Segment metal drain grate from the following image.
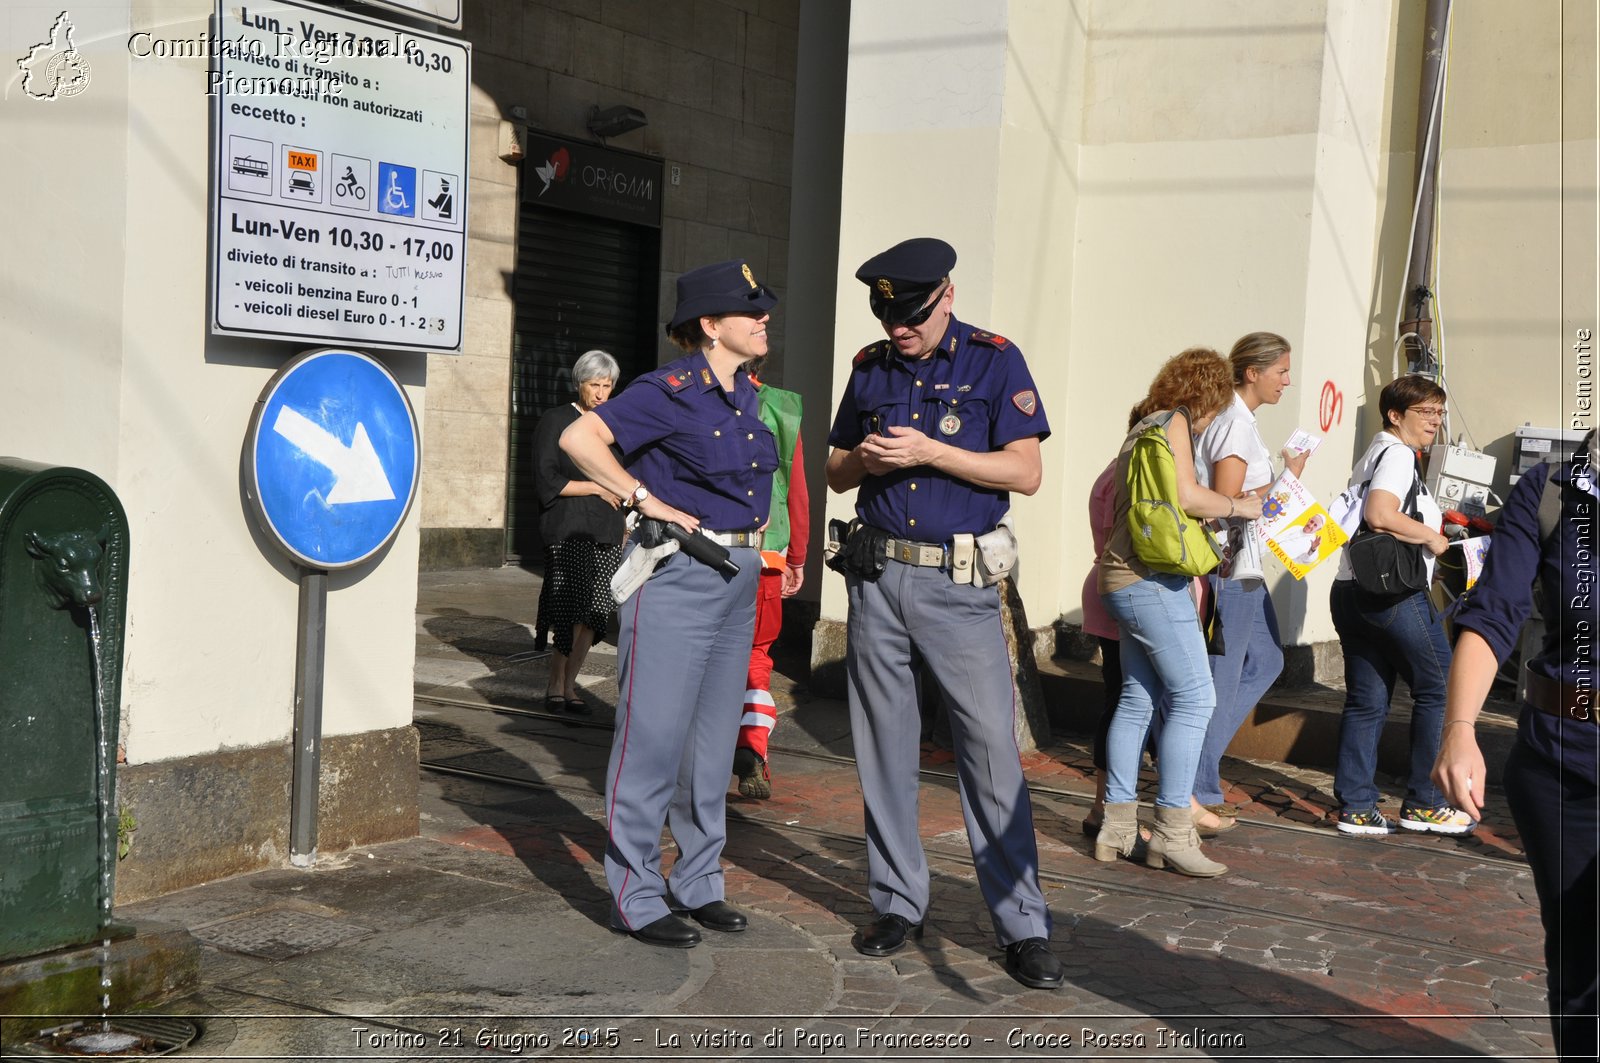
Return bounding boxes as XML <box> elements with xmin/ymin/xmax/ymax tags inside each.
<box><xmin>191</xmin><ymin>908</ymin><xmax>372</xmax><ymax>959</ymax></box>
<box><xmin>23</xmin><ymin>1016</ymin><xmax>199</xmax><ymax>1056</ymax></box>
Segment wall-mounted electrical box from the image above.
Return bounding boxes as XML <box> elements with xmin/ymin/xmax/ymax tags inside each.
<box><xmin>1425</xmin><ymin>444</ymin><xmax>1497</xmax><ymax>515</ymax></box>
<box><xmin>1512</xmin><ymin>424</ymin><xmax>1587</xmax><ymax>484</ymax></box>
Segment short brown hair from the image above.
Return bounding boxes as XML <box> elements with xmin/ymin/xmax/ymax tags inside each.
<box><xmin>667</xmin><ymin>318</ymin><xmax>710</xmax><ymax>353</ymax></box>
<box><xmin>1379</xmin><ymin>374</ymin><xmax>1446</xmax><ymax>430</ymax></box>
<box><xmin>1132</xmin><ymin>347</ymin><xmax>1234</xmax><ymax>424</ymax></box>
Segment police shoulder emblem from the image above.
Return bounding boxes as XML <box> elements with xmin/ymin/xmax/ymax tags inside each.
<box><xmin>1011</xmin><ymin>389</ymin><xmax>1038</xmax><ymax>416</ymax></box>
<box><xmin>741</xmin><ymin>263</ymin><xmax>756</xmax><ymax>289</ymax></box>
<box><xmin>662</xmin><ymin>370</ymin><xmax>693</xmax><ymax>391</ymax></box>
<box><xmin>854</xmin><ymin>340</ymin><xmax>887</xmax><ymax>366</ymax></box>
<box><xmin>971</xmin><ymin>330</ymin><xmax>1012</xmax><ymax>350</ymax></box>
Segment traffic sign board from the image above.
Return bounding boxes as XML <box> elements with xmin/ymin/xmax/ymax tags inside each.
<box><xmin>247</xmin><ymin>348</ymin><xmax>419</xmax><ymax>569</ymax></box>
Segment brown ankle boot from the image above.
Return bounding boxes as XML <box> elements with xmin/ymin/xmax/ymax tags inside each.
<box><xmin>1147</xmin><ymin>805</ymin><xmax>1228</xmax><ymax>877</ymax></box>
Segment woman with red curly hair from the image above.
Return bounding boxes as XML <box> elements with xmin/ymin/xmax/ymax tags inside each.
<box><xmin>1095</xmin><ymin>348</ymin><xmax>1262</xmax><ymax>877</ymax></box>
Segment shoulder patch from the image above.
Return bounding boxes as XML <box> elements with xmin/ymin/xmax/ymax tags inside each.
<box><xmin>658</xmin><ymin>369</ymin><xmax>694</xmax><ymax>392</ymax></box>
<box><xmin>853</xmin><ymin>341</ymin><xmax>888</xmax><ymax>367</ymax></box>
<box><xmin>970</xmin><ymin>330</ymin><xmax>1013</xmax><ymax>350</ymax></box>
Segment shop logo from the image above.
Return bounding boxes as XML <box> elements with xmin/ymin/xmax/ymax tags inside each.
<box><xmin>16</xmin><ymin>11</ymin><xmax>91</xmax><ymax>101</ymax></box>
<box><xmin>533</xmin><ymin>147</ymin><xmax>570</xmax><ymax>196</ymax></box>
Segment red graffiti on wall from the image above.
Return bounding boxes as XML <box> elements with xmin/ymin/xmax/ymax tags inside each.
<box><xmin>1318</xmin><ymin>381</ymin><xmax>1344</xmax><ymax>433</ymax></box>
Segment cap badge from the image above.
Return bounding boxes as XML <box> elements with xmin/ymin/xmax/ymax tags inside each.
<box><xmin>1012</xmin><ymin>389</ymin><xmax>1038</xmax><ymax>416</ymax></box>
<box><xmin>875</xmin><ymin>278</ymin><xmax>894</xmax><ymax>299</ymax></box>
<box><xmin>938</xmin><ymin>412</ymin><xmax>962</xmax><ymax>436</ymax></box>
<box><xmin>741</xmin><ymin>263</ymin><xmax>757</xmax><ymax>289</ymax></box>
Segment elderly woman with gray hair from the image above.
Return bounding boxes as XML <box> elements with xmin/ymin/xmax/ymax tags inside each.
<box><xmin>533</xmin><ymin>348</ymin><xmax>626</xmax><ymax>714</ymax></box>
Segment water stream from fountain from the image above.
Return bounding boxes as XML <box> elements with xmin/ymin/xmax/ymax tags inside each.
<box><xmin>80</xmin><ymin>607</ymin><xmax>139</xmax><ymax>1053</ymax></box>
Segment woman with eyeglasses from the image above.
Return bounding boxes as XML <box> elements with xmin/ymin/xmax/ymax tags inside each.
<box><xmin>1329</xmin><ymin>375</ymin><xmax>1469</xmax><ymax>837</ymax></box>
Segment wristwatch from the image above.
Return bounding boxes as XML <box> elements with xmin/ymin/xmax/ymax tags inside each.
<box><xmin>626</xmin><ymin>482</ymin><xmax>650</xmax><ymax>509</ymax></box>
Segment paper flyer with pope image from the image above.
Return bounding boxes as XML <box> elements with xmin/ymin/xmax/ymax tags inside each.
<box><xmin>1255</xmin><ymin>472</ymin><xmax>1348</xmax><ymax>579</ymax></box>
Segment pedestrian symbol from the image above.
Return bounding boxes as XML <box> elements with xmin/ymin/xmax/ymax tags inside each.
<box><xmin>377</xmin><ymin>162</ymin><xmax>416</xmax><ymax>217</ymax></box>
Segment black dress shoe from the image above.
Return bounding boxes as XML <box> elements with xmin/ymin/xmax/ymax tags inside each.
<box><xmin>852</xmin><ymin>913</ymin><xmax>923</xmax><ymax>957</ymax></box>
<box><xmin>613</xmin><ymin>913</ymin><xmax>700</xmax><ymax>949</ymax></box>
<box><xmin>680</xmin><ymin>900</ymin><xmax>748</xmax><ymax>933</ymax></box>
<box><xmin>1004</xmin><ymin>937</ymin><xmax>1064</xmax><ymax>989</ymax></box>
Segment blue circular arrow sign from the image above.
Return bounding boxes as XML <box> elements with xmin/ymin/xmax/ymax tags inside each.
<box><xmin>247</xmin><ymin>348</ymin><xmax>420</xmax><ymax>570</ymax></box>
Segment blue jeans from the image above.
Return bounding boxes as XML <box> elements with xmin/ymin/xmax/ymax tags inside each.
<box><xmin>1102</xmin><ymin>573</ymin><xmax>1215</xmax><ymax>808</ymax></box>
<box><xmin>1193</xmin><ymin>578</ymin><xmax>1284</xmax><ymax>805</ymax></box>
<box><xmin>1329</xmin><ymin>580</ymin><xmax>1451</xmax><ymax>812</ymax></box>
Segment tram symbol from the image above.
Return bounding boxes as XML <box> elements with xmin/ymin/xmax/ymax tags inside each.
<box><xmin>377</xmin><ymin>162</ymin><xmax>416</xmax><ymax>218</ymax></box>
<box><xmin>226</xmin><ymin>135</ymin><xmax>273</xmax><ymax>195</ymax></box>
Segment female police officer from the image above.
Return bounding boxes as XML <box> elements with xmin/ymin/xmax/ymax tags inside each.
<box><xmin>561</xmin><ymin>260</ymin><xmax>779</xmax><ymax>948</ymax></box>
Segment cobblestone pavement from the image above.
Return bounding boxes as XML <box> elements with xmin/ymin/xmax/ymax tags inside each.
<box><xmin>32</xmin><ymin>567</ymin><xmax>1551</xmax><ymax>1062</ymax></box>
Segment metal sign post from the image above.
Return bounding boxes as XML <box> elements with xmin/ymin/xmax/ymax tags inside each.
<box><xmin>245</xmin><ymin>348</ymin><xmax>420</xmax><ymax>864</ymax></box>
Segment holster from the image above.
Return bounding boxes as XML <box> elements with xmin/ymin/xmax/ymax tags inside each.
<box><xmin>824</xmin><ymin>518</ymin><xmax>888</xmax><ymax>582</ymax></box>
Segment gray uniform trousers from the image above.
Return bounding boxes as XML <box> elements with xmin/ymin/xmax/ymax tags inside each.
<box><xmin>845</xmin><ymin>559</ymin><xmax>1052</xmax><ymax>946</ymax></box>
<box><xmin>605</xmin><ymin>544</ymin><xmax>758</xmax><ymax>929</ymax></box>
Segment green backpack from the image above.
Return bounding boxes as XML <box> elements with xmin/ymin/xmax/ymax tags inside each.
<box><xmin>1125</xmin><ymin>408</ymin><xmax>1220</xmax><ymax>577</ymax></box>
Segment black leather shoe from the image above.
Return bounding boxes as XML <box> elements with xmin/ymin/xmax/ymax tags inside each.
<box><xmin>852</xmin><ymin>913</ymin><xmax>923</xmax><ymax>957</ymax></box>
<box><xmin>613</xmin><ymin>913</ymin><xmax>700</xmax><ymax>949</ymax></box>
<box><xmin>1004</xmin><ymin>937</ymin><xmax>1064</xmax><ymax>989</ymax></box>
<box><xmin>680</xmin><ymin>900</ymin><xmax>748</xmax><ymax>933</ymax></box>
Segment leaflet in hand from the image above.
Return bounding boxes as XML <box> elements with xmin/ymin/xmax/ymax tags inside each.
<box><xmin>1255</xmin><ymin>471</ymin><xmax>1348</xmax><ymax>579</ymax></box>
<box><xmin>1282</xmin><ymin>429</ymin><xmax>1321</xmax><ymax>459</ymax></box>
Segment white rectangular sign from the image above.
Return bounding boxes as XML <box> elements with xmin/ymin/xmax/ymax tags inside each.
<box><xmin>210</xmin><ymin>0</ymin><xmax>469</xmax><ymax>351</ymax></box>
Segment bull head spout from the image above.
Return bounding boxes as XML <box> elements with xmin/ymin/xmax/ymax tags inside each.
<box><xmin>25</xmin><ymin>525</ymin><xmax>109</xmax><ymax>610</ymax></box>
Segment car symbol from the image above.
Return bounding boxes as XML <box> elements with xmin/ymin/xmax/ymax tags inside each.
<box><xmin>289</xmin><ymin>171</ymin><xmax>315</xmax><ymax>194</ymax></box>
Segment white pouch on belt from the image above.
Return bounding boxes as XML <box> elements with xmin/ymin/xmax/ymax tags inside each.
<box><xmin>609</xmin><ymin>540</ymin><xmax>679</xmax><ymax>603</ymax></box>
<box><xmin>973</xmin><ymin>512</ymin><xmax>1018</xmax><ymax>588</ymax></box>
<box><xmin>949</xmin><ymin>534</ymin><xmax>976</xmax><ymax>585</ymax></box>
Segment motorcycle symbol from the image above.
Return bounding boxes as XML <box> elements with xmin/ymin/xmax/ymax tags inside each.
<box><xmin>335</xmin><ymin>167</ymin><xmax>366</xmax><ymax>201</ymax></box>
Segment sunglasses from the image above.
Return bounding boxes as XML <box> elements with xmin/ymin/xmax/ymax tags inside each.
<box><xmin>878</xmin><ymin>284</ymin><xmax>948</xmax><ymax>328</ymax></box>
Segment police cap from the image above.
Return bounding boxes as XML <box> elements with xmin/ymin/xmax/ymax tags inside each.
<box><xmin>668</xmin><ymin>259</ymin><xmax>777</xmax><ymax>330</ymax></box>
<box><xmin>855</xmin><ymin>237</ymin><xmax>957</xmax><ymax>325</ymax></box>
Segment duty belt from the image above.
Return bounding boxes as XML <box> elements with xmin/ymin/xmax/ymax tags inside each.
<box><xmin>1525</xmin><ymin>669</ymin><xmax>1599</xmax><ymax>725</ymax></box>
<box><xmin>701</xmin><ymin>529</ymin><xmax>761</xmax><ymax>548</ymax></box>
<box><xmin>882</xmin><ymin>537</ymin><xmax>947</xmax><ymax>567</ymax></box>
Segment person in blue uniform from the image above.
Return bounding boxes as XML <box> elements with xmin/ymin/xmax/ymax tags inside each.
<box><xmin>824</xmin><ymin>237</ymin><xmax>1063</xmax><ymax>990</ymax></box>
<box><xmin>561</xmin><ymin>260</ymin><xmax>780</xmax><ymax>949</ymax></box>
<box><xmin>1433</xmin><ymin>432</ymin><xmax>1599</xmax><ymax>1061</ymax></box>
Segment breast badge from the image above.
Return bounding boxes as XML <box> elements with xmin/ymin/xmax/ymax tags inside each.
<box><xmin>939</xmin><ymin>411</ymin><xmax>962</xmax><ymax>436</ymax></box>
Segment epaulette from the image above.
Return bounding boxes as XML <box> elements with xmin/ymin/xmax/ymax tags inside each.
<box><xmin>970</xmin><ymin>330</ymin><xmax>1014</xmax><ymax>351</ymax></box>
<box><xmin>853</xmin><ymin>340</ymin><xmax>888</xmax><ymax>367</ymax></box>
<box><xmin>658</xmin><ymin>368</ymin><xmax>696</xmax><ymax>391</ymax></box>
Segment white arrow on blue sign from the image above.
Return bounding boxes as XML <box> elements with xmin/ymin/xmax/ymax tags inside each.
<box><xmin>247</xmin><ymin>348</ymin><xmax>420</xmax><ymax>570</ymax></box>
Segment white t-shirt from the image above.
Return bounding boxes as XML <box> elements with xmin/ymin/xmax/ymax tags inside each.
<box><xmin>1196</xmin><ymin>391</ymin><xmax>1274</xmax><ymax>492</ymax></box>
<box><xmin>1196</xmin><ymin>391</ymin><xmax>1273</xmax><ymax>582</ymax></box>
<box><xmin>1334</xmin><ymin>431</ymin><xmax>1443</xmax><ymax>582</ymax></box>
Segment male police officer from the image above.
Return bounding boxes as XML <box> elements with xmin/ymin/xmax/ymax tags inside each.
<box><xmin>824</xmin><ymin>237</ymin><xmax>1063</xmax><ymax>989</ymax></box>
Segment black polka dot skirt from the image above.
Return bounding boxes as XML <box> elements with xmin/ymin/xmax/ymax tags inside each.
<box><xmin>537</xmin><ymin>536</ymin><xmax>622</xmax><ymax>657</ymax></box>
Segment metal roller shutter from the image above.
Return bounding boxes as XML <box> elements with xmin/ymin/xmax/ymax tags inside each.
<box><xmin>505</xmin><ymin>206</ymin><xmax>658</xmax><ymax>562</ymax></box>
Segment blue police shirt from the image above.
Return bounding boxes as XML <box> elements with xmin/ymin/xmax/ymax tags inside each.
<box><xmin>1453</xmin><ymin>458</ymin><xmax>1598</xmax><ymax>784</ymax></box>
<box><xmin>827</xmin><ymin>316</ymin><xmax>1050</xmax><ymax>542</ymax></box>
<box><xmin>596</xmin><ymin>350</ymin><xmax>779</xmax><ymax>531</ymax></box>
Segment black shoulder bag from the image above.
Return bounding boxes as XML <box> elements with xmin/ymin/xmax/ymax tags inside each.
<box><xmin>1345</xmin><ymin>448</ymin><xmax>1429</xmax><ymax>603</ymax></box>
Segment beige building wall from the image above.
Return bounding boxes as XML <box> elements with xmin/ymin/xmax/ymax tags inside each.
<box><xmin>420</xmin><ymin>0</ymin><xmax>803</xmax><ymax>568</ymax></box>
<box><xmin>4</xmin><ymin>0</ymin><xmax>423</xmax><ymax>899</ymax></box>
